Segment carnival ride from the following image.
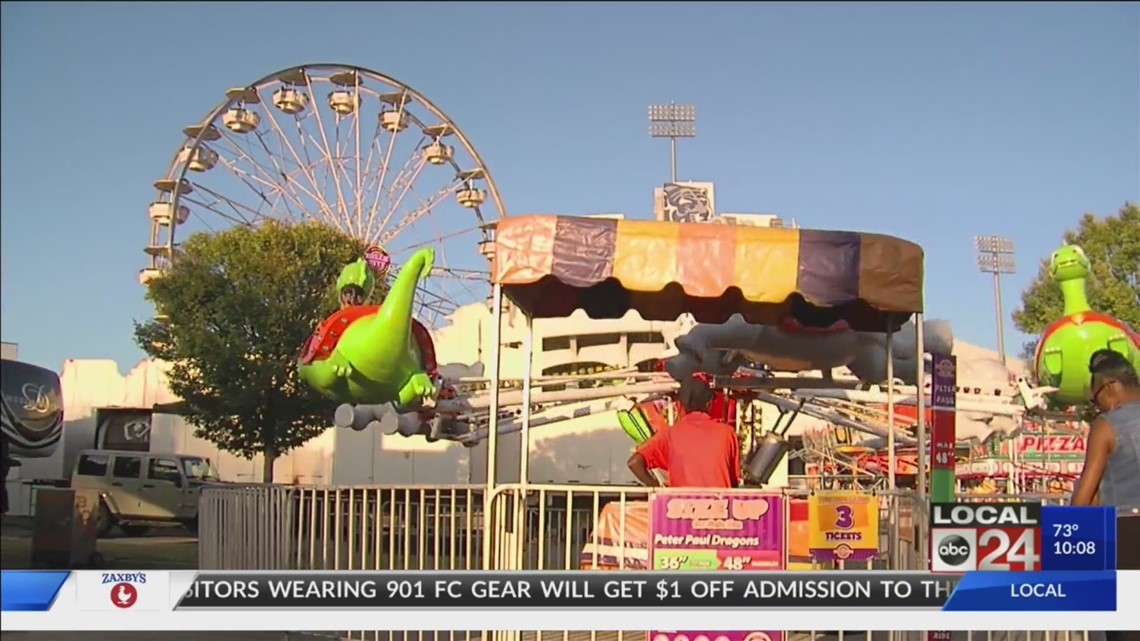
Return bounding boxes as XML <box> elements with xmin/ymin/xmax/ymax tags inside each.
<box><xmin>299</xmin><ymin>247</ymin><xmax>440</xmax><ymax>413</ymax></box>
<box><xmin>1033</xmin><ymin>244</ymin><xmax>1140</xmax><ymax>406</ymax></box>
<box><xmin>475</xmin><ymin>214</ymin><xmax>941</xmax><ymax>488</ymax></box>
<box><xmin>306</xmin><ymin>214</ymin><xmax>947</xmax><ymax>474</ymax></box>
<box><xmin>300</xmin><ymin>217</ymin><xmax>1110</xmax><ymax>497</ymax></box>
<box><xmin>296</xmin><ymin>215</ymin><xmax>1078</xmax><ymax>486</ymax></box>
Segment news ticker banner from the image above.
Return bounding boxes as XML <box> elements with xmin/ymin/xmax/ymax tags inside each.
<box><xmin>929</xmin><ymin>503</ymin><xmax>1117</xmax><ymax>572</ymax></box>
<box><xmin>0</xmin><ymin>569</ymin><xmax>1118</xmax><ymax>612</ymax></box>
<box><xmin>3</xmin><ymin>570</ymin><xmax>1136</xmax><ymax>631</ymax></box>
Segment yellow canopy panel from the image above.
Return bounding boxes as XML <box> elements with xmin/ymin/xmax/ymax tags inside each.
<box><xmin>492</xmin><ymin>215</ymin><xmax>924</xmax><ymax>331</ymax></box>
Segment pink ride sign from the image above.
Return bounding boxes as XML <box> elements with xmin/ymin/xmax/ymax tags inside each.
<box><xmin>649</xmin><ymin>491</ymin><xmax>785</xmax><ymax>571</ymax></box>
<box><xmin>651</xmin><ymin>633</ymin><xmax>782</xmax><ymax>641</ymax></box>
<box><xmin>648</xmin><ymin>491</ymin><xmax>786</xmax><ymax>641</ymax></box>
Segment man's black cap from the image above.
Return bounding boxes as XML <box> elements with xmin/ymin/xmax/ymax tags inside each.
<box><xmin>678</xmin><ymin>376</ymin><xmax>714</xmax><ymax>412</ymax></box>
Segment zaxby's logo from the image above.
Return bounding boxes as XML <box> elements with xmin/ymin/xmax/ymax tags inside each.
<box><xmin>101</xmin><ymin>572</ymin><xmax>148</xmax><ymax>586</ymax></box>
<box><xmin>80</xmin><ymin>571</ymin><xmax>164</xmax><ymax>612</ymax></box>
<box><xmin>110</xmin><ymin>583</ymin><xmax>138</xmax><ymax>609</ymax></box>
<box><xmin>104</xmin><ymin>572</ymin><xmax>146</xmax><ymax>609</ymax></box>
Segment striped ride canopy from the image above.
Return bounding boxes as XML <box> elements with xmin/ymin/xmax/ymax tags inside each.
<box><xmin>491</xmin><ymin>215</ymin><xmax>924</xmax><ymax>331</ymax></box>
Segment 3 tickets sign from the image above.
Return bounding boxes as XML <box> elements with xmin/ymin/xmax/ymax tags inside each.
<box><xmin>649</xmin><ymin>491</ymin><xmax>785</xmax><ymax>641</ymax></box>
<box><xmin>807</xmin><ymin>491</ymin><xmax>881</xmax><ymax>562</ymax></box>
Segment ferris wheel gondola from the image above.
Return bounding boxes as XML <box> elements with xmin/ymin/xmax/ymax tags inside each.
<box><xmin>142</xmin><ymin>63</ymin><xmax>505</xmax><ymax>330</ymax></box>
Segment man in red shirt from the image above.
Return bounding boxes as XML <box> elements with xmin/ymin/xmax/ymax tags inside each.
<box><xmin>627</xmin><ymin>376</ymin><xmax>741</xmax><ymax>488</ymax></box>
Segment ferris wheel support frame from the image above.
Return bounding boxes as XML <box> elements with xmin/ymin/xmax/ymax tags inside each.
<box><xmin>148</xmin><ymin>62</ymin><xmax>507</xmax><ymax>275</ymax></box>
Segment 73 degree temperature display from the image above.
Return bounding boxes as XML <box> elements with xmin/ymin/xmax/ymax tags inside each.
<box><xmin>1041</xmin><ymin>505</ymin><xmax>1116</xmax><ymax>572</ymax></box>
<box><xmin>1053</xmin><ymin>523</ymin><xmax>1081</xmax><ymax>538</ymax></box>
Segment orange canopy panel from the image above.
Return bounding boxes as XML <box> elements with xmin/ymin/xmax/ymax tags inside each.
<box><xmin>492</xmin><ymin>215</ymin><xmax>925</xmax><ymax>331</ymax></box>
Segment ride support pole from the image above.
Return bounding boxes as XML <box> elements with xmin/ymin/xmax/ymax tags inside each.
<box><xmin>885</xmin><ymin>315</ymin><xmax>900</xmax><ymax>573</ymax></box>
<box><xmin>915</xmin><ymin>316</ymin><xmax>928</xmax><ymax>567</ymax></box>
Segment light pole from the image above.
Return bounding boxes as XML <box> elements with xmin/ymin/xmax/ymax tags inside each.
<box><xmin>975</xmin><ymin>235</ymin><xmax>1016</xmax><ymax>364</ymax></box>
<box><xmin>648</xmin><ymin>103</ymin><xmax>696</xmax><ymax>182</ymax></box>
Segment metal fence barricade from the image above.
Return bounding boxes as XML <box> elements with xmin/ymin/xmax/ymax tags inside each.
<box><xmin>290</xmin><ymin>485</ymin><xmax>486</xmax><ymax>571</ymax></box>
<box><xmin>201</xmin><ymin>484</ymin><xmax>488</xmax><ymax>571</ymax></box>
<box><xmin>200</xmin><ymin>483</ymin><xmax>297</xmax><ymax>570</ymax></box>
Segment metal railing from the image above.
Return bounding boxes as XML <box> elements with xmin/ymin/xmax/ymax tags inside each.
<box><xmin>200</xmin><ymin>484</ymin><xmax>928</xmax><ymax>572</ymax></box>
<box><xmin>201</xmin><ymin>484</ymin><xmax>489</xmax><ymax>571</ymax></box>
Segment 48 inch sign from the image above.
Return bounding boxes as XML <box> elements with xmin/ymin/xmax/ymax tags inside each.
<box><xmin>930</xmin><ymin>503</ymin><xmax>1043</xmax><ymax>572</ymax></box>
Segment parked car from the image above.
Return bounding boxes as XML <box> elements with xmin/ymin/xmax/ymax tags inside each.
<box><xmin>70</xmin><ymin>449</ymin><xmax>222</xmax><ymax>537</ymax></box>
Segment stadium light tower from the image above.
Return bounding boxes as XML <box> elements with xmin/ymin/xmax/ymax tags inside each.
<box><xmin>975</xmin><ymin>235</ymin><xmax>1016</xmax><ymax>364</ymax></box>
<box><xmin>648</xmin><ymin>103</ymin><xmax>696</xmax><ymax>182</ymax></box>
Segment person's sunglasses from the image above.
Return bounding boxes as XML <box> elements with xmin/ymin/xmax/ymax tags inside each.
<box><xmin>1090</xmin><ymin>379</ymin><xmax>1116</xmax><ymax>405</ymax></box>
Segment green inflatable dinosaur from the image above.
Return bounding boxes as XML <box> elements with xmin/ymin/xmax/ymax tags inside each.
<box><xmin>1033</xmin><ymin>244</ymin><xmax>1140</xmax><ymax>406</ymax></box>
<box><xmin>299</xmin><ymin>247</ymin><xmax>439</xmax><ymax>412</ymax></box>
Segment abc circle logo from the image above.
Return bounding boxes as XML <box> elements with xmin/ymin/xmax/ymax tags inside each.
<box><xmin>937</xmin><ymin>534</ymin><xmax>972</xmax><ymax>567</ymax></box>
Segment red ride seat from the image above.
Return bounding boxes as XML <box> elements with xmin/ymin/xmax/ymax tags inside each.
<box><xmin>300</xmin><ymin>305</ymin><xmax>380</xmax><ymax>365</ymax></box>
<box><xmin>299</xmin><ymin>304</ymin><xmax>438</xmax><ymax>375</ymax></box>
<box><xmin>410</xmin><ymin>319</ymin><xmax>438</xmax><ymax>375</ymax></box>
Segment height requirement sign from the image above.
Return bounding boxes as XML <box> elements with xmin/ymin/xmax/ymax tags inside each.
<box><xmin>930</xmin><ymin>353</ymin><xmax>958</xmax><ymax>504</ymax></box>
<box><xmin>649</xmin><ymin>491</ymin><xmax>785</xmax><ymax>641</ymax></box>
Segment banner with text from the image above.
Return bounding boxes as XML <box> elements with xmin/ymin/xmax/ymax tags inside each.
<box><xmin>649</xmin><ymin>491</ymin><xmax>785</xmax><ymax>571</ymax></box>
<box><xmin>808</xmin><ymin>491</ymin><xmax>880</xmax><ymax>562</ymax></box>
<box><xmin>0</xmin><ymin>569</ymin><xmax>1127</xmax><ymax>631</ymax></box>
<box><xmin>649</xmin><ymin>490</ymin><xmax>785</xmax><ymax>641</ymax></box>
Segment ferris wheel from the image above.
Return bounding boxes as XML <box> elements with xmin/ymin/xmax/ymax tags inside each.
<box><xmin>142</xmin><ymin>63</ymin><xmax>505</xmax><ymax>329</ymax></box>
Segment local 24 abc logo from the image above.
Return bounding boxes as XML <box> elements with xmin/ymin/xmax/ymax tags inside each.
<box><xmin>930</xmin><ymin>504</ymin><xmax>1042</xmax><ymax>572</ymax></box>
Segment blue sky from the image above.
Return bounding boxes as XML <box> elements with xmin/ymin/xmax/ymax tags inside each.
<box><xmin>2</xmin><ymin>2</ymin><xmax>1137</xmax><ymax>372</ymax></box>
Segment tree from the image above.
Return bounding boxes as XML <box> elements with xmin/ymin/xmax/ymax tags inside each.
<box><xmin>135</xmin><ymin>222</ymin><xmax>367</xmax><ymax>482</ymax></box>
<box><xmin>1012</xmin><ymin>202</ymin><xmax>1140</xmax><ymax>366</ymax></box>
